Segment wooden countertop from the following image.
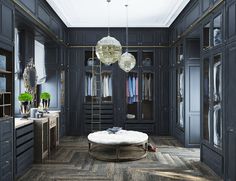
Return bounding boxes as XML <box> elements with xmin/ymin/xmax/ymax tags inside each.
<box><xmin>15</xmin><ymin>118</ymin><xmax>33</xmax><ymax>129</ymax></box>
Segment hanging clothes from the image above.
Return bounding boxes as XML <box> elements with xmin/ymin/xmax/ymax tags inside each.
<box><xmin>85</xmin><ymin>74</ymin><xmax>97</xmax><ymax>97</ymax></box>
<box><xmin>102</xmin><ymin>73</ymin><xmax>112</xmax><ymax>98</ymax></box>
<box><xmin>213</xmin><ymin>61</ymin><xmax>222</xmax><ymax>102</ymax></box>
<box><xmin>127</xmin><ymin>74</ymin><xmax>138</xmax><ymax>104</ymax></box>
<box><xmin>142</xmin><ymin>73</ymin><xmax>152</xmax><ymax>101</ymax></box>
<box><xmin>213</xmin><ymin>104</ymin><xmax>222</xmax><ymax>147</ymax></box>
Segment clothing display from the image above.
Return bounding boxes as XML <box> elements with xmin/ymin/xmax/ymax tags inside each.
<box><xmin>142</xmin><ymin>73</ymin><xmax>152</xmax><ymax>101</ymax></box>
<box><xmin>213</xmin><ymin>104</ymin><xmax>222</xmax><ymax>147</ymax></box>
<box><xmin>213</xmin><ymin>61</ymin><xmax>222</xmax><ymax>102</ymax></box>
<box><xmin>85</xmin><ymin>74</ymin><xmax>97</xmax><ymax>96</ymax></box>
<box><xmin>179</xmin><ymin>101</ymin><xmax>184</xmax><ymax>128</ymax></box>
<box><xmin>101</xmin><ymin>74</ymin><xmax>112</xmax><ymax>97</ymax></box>
<box><xmin>127</xmin><ymin>74</ymin><xmax>138</xmax><ymax>104</ymax></box>
<box><xmin>179</xmin><ymin>72</ymin><xmax>184</xmax><ymax>97</ymax></box>
<box><xmin>213</xmin><ymin>28</ymin><xmax>222</xmax><ymax>46</ymax></box>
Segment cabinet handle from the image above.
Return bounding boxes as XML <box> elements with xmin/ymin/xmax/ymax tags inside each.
<box><xmin>5</xmin><ymin>161</ymin><xmax>9</xmax><ymax>164</ymax></box>
<box><xmin>5</xmin><ymin>140</ymin><xmax>9</xmax><ymax>143</ymax></box>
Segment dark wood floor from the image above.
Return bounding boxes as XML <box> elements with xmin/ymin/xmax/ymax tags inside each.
<box><xmin>18</xmin><ymin>136</ymin><xmax>221</xmax><ymax>181</ymax></box>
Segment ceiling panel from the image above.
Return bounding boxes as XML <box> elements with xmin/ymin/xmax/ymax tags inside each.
<box><xmin>46</xmin><ymin>0</ymin><xmax>190</xmax><ymax>27</ymax></box>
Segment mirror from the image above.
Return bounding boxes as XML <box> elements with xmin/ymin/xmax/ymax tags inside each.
<box><xmin>23</xmin><ymin>58</ymin><xmax>37</xmax><ymax>96</ymax></box>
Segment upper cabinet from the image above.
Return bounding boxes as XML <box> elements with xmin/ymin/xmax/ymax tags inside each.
<box><xmin>0</xmin><ymin>0</ymin><xmax>14</xmax><ymax>47</ymax></box>
<box><xmin>202</xmin><ymin>9</ymin><xmax>224</xmax><ymax>52</ymax></box>
<box><xmin>15</xmin><ymin>0</ymin><xmax>65</xmax><ymax>41</ymax></box>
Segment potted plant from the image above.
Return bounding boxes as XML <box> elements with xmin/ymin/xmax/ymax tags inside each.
<box><xmin>40</xmin><ymin>92</ymin><xmax>51</xmax><ymax>112</ymax></box>
<box><xmin>18</xmin><ymin>92</ymin><xmax>33</xmax><ymax>118</ymax></box>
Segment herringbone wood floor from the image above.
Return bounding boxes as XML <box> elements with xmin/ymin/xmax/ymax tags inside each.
<box><xmin>18</xmin><ymin>136</ymin><xmax>221</xmax><ymax>181</ymax></box>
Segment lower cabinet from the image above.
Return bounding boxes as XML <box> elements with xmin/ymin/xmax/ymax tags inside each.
<box><xmin>0</xmin><ymin>117</ymin><xmax>13</xmax><ymax>181</ymax></box>
<box><xmin>15</xmin><ymin>122</ymin><xmax>34</xmax><ymax>178</ymax></box>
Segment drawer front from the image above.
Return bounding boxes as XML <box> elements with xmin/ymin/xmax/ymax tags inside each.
<box><xmin>16</xmin><ymin>132</ymin><xmax>33</xmax><ymax>146</ymax></box>
<box><xmin>0</xmin><ymin>139</ymin><xmax>12</xmax><ymax>157</ymax></box>
<box><xmin>16</xmin><ymin>148</ymin><xmax>33</xmax><ymax>176</ymax></box>
<box><xmin>0</xmin><ymin>152</ymin><xmax>12</xmax><ymax>179</ymax></box>
<box><xmin>0</xmin><ymin>118</ymin><xmax>13</xmax><ymax>142</ymax></box>
<box><xmin>16</xmin><ymin>139</ymin><xmax>34</xmax><ymax>156</ymax></box>
<box><xmin>16</xmin><ymin>124</ymin><xmax>33</xmax><ymax>137</ymax></box>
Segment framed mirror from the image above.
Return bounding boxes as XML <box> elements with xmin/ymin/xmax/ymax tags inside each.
<box><xmin>23</xmin><ymin>58</ymin><xmax>37</xmax><ymax>96</ymax></box>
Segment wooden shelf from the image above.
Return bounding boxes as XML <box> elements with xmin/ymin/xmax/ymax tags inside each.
<box><xmin>0</xmin><ymin>92</ymin><xmax>11</xmax><ymax>94</ymax></box>
<box><xmin>0</xmin><ymin>69</ymin><xmax>11</xmax><ymax>74</ymax></box>
<box><xmin>0</xmin><ymin>104</ymin><xmax>11</xmax><ymax>107</ymax></box>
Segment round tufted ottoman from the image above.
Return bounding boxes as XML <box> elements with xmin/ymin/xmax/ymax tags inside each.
<box><xmin>88</xmin><ymin>130</ymin><xmax>148</xmax><ymax>161</ymax></box>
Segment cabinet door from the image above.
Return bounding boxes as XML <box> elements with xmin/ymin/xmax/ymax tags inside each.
<box><xmin>225</xmin><ymin>44</ymin><xmax>236</xmax><ymax>181</ymax></box>
<box><xmin>1</xmin><ymin>1</ymin><xmax>14</xmax><ymax>44</ymax></box>
<box><xmin>203</xmin><ymin>57</ymin><xmax>211</xmax><ymax>142</ymax></box>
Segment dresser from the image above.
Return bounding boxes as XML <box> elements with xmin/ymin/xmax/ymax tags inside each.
<box><xmin>0</xmin><ymin>117</ymin><xmax>13</xmax><ymax>181</ymax></box>
<box><xmin>15</xmin><ymin>118</ymin><xmax>34</xmax><ymax>178</ymax></box>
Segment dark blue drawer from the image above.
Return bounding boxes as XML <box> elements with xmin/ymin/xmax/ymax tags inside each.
<box><xmin>16</xmin><ymin>132</ymin><xmax>33</xmax><ymax>146</ymax></box>
<box><xmin>0</xmin><ymin>118</ymin><xmax>13</xmax><ymax>142</ymax></box>
<box><xmin>0</xmin><ymin>139</ymin><xmax>12</xmax><ymax>158</ymax></box>
<box><xmin>16</xmin><ymin>139</ymin><xmax>34</xmax><ymax>156</ymax></box>
<box><xmin>0</xmin><ymin>152</ymin><xmax>12</xmax><ymax>180</ymax></box>
<box><xmin>16</xmin><ymin>148</ymin><xmax>33</xmax><ymax>177</ymax></box>
<box><xmin>16</xmin><ymin>124</ymin><xmax>33</xmax><ymax>137</ymax></box>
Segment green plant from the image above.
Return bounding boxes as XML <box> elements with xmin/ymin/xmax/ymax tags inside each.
<box><xmin>18</xmin><ymin>92</ymin><xmax>33</xmax><ymax>102</ymax></box>
<box><xmin>40</xmin><ymin>92</ymin><xmax>51</xmax><ymax>100</ymax></box>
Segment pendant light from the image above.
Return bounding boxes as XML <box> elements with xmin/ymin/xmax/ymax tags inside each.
<box><xmin>96</xmin><ymin>0</ymin><xmax>122</xmax><ymax>65</ymax></box>
<box><xmin>118</xmin><ymin>3</ymin><xmax>136</xmax><ymax>72</ymax></box>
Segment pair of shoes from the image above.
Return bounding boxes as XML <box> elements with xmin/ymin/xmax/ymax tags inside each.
<box><xmin>148</xmin><ymin>143</ymin><xmax>157</xmax><ymax>152</ymax></box>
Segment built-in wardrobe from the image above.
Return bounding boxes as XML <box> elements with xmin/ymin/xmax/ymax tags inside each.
<box><xmin>170</xmin><ymin>0</ymin><xmax>236</xmax><ymax>179</ymax></box>
<box><xmin>67</xmin><ymin>28</ymin><xmax>170</xmax><ymax>136</ymax></box>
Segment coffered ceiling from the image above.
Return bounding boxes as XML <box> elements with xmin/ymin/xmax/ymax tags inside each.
<box><xmin>46</xmin><ymin>0</ymin><xmax>190</xmax><ymax>27</ymax></box>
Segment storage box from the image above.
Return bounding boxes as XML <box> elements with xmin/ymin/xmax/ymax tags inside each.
<box><xmin>0</xmin><ymin>55</ymin><xmax>6</xmax><ymax>70</ymax></box>
<box><xmin>0</xmin><ymin>77</ymin><xmax>6</xmax><ymax>92</ymax></box>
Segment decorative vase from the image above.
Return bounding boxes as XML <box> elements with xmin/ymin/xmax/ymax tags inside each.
<box><xmin>41</xmin><ymin>99</ymin><xmax>50</xmax><ymax>113</ymax></box>
<box><xmin>20</xmin><ymin>101</ymin><xmax>31</xmax><ymax>118</ymax></box>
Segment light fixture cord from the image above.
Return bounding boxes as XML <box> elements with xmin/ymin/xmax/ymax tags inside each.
<box><xmin>107</xmin><ymin>0</ymin><xmax>111</xmax><ymax>36</ymax></box>
<box><xmin>125</xmin><ymin>4</ymin><xmax>128</xmax><ymax>52</ymax></box>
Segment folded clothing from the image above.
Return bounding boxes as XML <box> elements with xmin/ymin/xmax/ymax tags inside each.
<box><xmin>106</xmin><ymin>127</ymin><xmax>122</xmax><ymax>134</ymax></box>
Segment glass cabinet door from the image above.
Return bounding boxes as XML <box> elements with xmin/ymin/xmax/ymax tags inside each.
<box><xmin>141</xmin><ymin>72</ymin><xmax>153</xmax><ymax>120</ymax></box>
<box><xmin>126</xmin><ymin>72</ymin><xmax>139</xmax><ymax>120</ymax></box>
<box><xmin>213</xmin><ymin>54</ymin><xmax>222</xmax><ymax>148</ymax></box>
<box><xmin>213</xmin><ymin>14</ymin><xmax>222</xmax><ymax>46</ymax></box>
<box><xmin>203</xmin><ymin>22</ymin><xmax>211</xmax><ymax>50</ymax></box>
<box><xmin>203</xmin><ymin>57</ymin><xmax>211</xmax><ymax>141</ymax></box>
<box><xmin>142</xmin><ymin>51</ymin><xmax>153</xmax><ymax>67</ymax></box>
<box><xmin>176</xmin><ymin>68</ymin><xmax>184</xmax><ymax>128</ymax></box>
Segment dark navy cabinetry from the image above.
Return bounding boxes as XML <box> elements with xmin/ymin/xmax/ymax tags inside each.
<box><xmin>15</xmin><ymin>121</ymin><xmax>34</xmax><ymax>178</ymax></box>
<box><xmin>0</xmin><ymin>117</ymin><xmax>13</xmax><ymax>181</ymax></box>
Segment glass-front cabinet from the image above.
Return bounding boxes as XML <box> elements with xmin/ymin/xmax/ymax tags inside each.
<box><xmin>202</xmin><ymin>53</ymin><xmax>223</xmax><ymax>149</ymax></box>
<box><xmin>202</xmin><ymin>12</ymin><xmax>223</xmax><ymax>51</ymax></box>
<box><xmin>175</xmin><ymin>43</ymin><xmax>185</xmax><ymax>129</ymax></box>
<box><xmin>126</xmin><ymin>50</ymin><xmax>154</xmax><ymax>122</ymax></box>
<box><xmin>84</xmin><ymin>50</ymin><xmax>113</xmax><ymax>103</ymax></box>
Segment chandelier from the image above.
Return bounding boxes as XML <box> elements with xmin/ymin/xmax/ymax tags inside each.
<box><xmin>96</xmin><ymin>0</ymin><xmax>122</xmax><ymax>65</ymax></box>
<box><xmin>118</xmin><ymin>4</ymin><xmax>136</xmax><ymax>72</ymax></box>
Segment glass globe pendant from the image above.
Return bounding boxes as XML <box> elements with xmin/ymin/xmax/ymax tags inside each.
<box><xmin>95</xmin><ymin>0</ymin><xmax>122</xmax><ymax>65</ymax></box>
<box><xmin>96</xmin><ymin>35</ymin><xmax>122</xmax><ymax>65</ymax></box>
<box><xmin>118</xmin><ymin>4</ymin><xmax>136</xmax><ymax>72</ymax></box>
<box><xmin>118</xmin><ymin>52</ymin><xmax>136</xmax><ymax>72</ymax></box>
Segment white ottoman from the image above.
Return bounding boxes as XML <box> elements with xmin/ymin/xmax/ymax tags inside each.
<box><xmin>88</xmin><ymin>130</ymin><xmax>148</xmax><ymax>161</ymax></box>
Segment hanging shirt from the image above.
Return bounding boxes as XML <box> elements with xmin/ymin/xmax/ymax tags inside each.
<box><xmin>213</xmin><ymin>104</ymin><xmax>222</xmax><ymax>147</ymax></box>
<box><xmin>109</xmin><ymin>76</ymin><xmax>112</xmax><ymax>97</ymax></box>
<box><xmin>136</xmin><ymin>76</ymin><xmax>138</xmax><ymax>102</ymax></box>
<box><xmin>132</xmin><ymin>76</ymin><xmax>136</xmax><ymax>102</ymax></box>
<box><xmin>88</xmin><ymin>74</ymin><xmax>91</xmax><ymax>96</ymax></box>
<box><xmin>85</xmin><ymin>75</ymin><xmax>88</xmax><ymax>96</ymax></box>
<box><xmin>142</xmin><ymin>74</ymin><xmax>145</xmax><ymax>100</ymax></box>
<box><xmin>128</xmin><ymin>76</ymin><xmax>133</xmax><ymax>98</ymax></box>
<box><xmin>213</xmin><ymin>61</ymin><xmax>221</xmax><ymax>102</ymax></box>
